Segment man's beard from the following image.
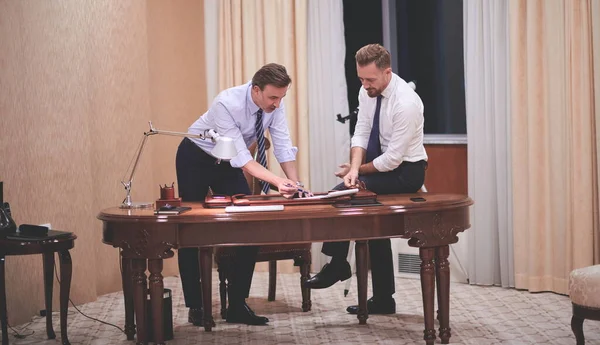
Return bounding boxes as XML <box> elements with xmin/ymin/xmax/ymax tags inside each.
<box><xmin>366</xmin><ymin>88</ymin><xmax>381</xmax><ymax>97</ymax></box>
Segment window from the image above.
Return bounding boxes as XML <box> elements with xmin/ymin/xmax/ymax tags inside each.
<box><xmin>342</xmin><ymin>0</ymin><xmax>467</xmax><ymax>135</ymax></box>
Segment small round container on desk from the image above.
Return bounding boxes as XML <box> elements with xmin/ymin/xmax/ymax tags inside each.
<box><xmin>0</xmin><ymin>233</ymin><xmax>76</xmax><ymax>345</ymax></box>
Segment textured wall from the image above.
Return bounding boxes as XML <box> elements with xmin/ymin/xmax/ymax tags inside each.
<box><xmin>0</xmin><ymin>0</ymin><xmax>205</xmax><ymax>324</ymax></box>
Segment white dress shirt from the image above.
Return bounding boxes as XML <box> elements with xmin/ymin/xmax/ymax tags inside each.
<box><xmin>188</xmin><ymin>81</ymin><xmax>298</xmax><ymax>168</ymax></box>
<box><xmin>351</xmin><ymin>73</ymin><xmax>428</xmax><ymax>172</ymax></box>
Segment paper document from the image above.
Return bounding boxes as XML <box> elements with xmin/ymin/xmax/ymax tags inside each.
<box><xmin>225</xmin><ymin>205</ymin><xmax>285</xmax><ymax>213</ymax></box>
<box><xmin>298</xmin><ymin>188</ymin><xmax>359</xmax><ymax>200</ymax></box>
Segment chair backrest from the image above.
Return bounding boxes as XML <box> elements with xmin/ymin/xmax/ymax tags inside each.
<box><xmin>245</xmin><ymin>138</ymin><xmax>271</xmax><ymax>195</ymax></box>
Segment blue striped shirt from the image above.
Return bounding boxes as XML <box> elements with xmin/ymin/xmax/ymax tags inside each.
<box><xmin>188</xmin><ymin>81</ymin><xmax>298</xmax><ymax>168</ymax></box>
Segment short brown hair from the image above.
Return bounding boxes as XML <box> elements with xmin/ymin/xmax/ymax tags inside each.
<box><xmin>252</xmin><ymin>63</ymin><xmax>292</xmax><ymax>90</ymax></box>
<box><xmin>355</xmin><ymin>44</ymin><xmax>391</xmax><ymax>69</ymax></box>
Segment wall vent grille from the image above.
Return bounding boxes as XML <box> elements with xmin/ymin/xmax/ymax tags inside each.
<box><xmin>398</xmin><ymin>253</ymin><xmax>421</xmax><ymax>275</ymax></box>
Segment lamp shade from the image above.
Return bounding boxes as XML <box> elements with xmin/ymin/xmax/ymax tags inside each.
<box><xmin>210</xmin><ymin>137</ymin><xmax>237</xmax><ymax>160</ymax></box>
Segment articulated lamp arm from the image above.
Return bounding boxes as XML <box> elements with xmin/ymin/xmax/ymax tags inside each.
<box><xmin>146</xmin><ymin>121</ymin><xmax>222</xmax><ymax>141</ymax></box>
<box><xmin>120</xmin><ymin>121</ymin><xmax>236</xmax><ymax>209</ymax></box>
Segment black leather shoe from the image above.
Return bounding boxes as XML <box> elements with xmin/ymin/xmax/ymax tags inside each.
<box><xmin>188</xmin><ymin>307</ymin><xmax>216</xmax><ymax>327</ymax></box>
<box><xmin>303</xmin><ymin>261</ymin><xmax>352</xmax><ymax>289</ymax></box>
<box><xmin>346</xmin><ymin>296</ymin><xmax>396</xmax><ymax>315</ymax></box>
<box><xmin>188</xmin><ymin>308</ymin><xmax>203</xmax><ymax>326</ymax></box>
<box><xmin>226</xmin><ymin>302</ymin><xmax>269</xmax><ymax>325</ymax></box>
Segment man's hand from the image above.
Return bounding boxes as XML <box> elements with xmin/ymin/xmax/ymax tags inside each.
<box><xmin>294</xmin><ymin>187</ymin><xmax>314</xmax><ymax>198</ymax></box>
<box><xmin>335</xmin><ymin>163</ymin><xmax>351</xmax><ymax>178</ymax></box>
<box><xmin>277</xmin><ymin>179</ymin><xmax>298</xmax><ymax>199</ymax></box>
<box><xmin>343</xmin><ymin>168</ymin><xmax>360</xmax><ymax>188</ymax></box>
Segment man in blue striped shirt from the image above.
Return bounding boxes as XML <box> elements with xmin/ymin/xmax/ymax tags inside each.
<box><xmin>177</xmin><ymin>63</ymin><xmax>309</xmax><ymax>326</ymax></box>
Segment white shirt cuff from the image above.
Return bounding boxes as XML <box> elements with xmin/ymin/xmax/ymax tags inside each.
<box><xmin>229</xmin><ymin>150</ymin><xmax>253</xmax><ymax>168</ymax></box>
<box><xmin>351</xmin><ymin>137</ymin><xmax>368</xmax><ymax>150</ymax></box>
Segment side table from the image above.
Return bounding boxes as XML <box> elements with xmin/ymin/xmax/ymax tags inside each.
<box><xmin>0</xmin><ymin>234</ymin><xmax>76</xmax><ymax>345</ymax></box>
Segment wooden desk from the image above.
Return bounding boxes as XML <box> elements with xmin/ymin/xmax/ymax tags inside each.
<box><xmin>0</xmin><ymin>235</ymin><xmax>75</xmax><ymax>345</ymax></box>
<box><xmin>98</xmin><ymin>193</ymin><xmax>473</xmax><ymax>345</ymax></box>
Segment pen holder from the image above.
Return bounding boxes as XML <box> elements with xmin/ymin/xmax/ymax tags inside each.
<box><xmin>160</xmin><ymin>185</ymin><xmax>175</xmax><ymax>200</ymax></box>
<box><xmin>156</xmin><ymin>183</ymin><xmax>181</xmax><ymax>209</ymax></box>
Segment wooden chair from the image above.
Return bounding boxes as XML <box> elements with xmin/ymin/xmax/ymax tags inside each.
<box><xmin>569</xmin><ymin>264</ymin><xmax>600</xmax><ymax>344</ymax></box>
<box><xmin>214</xmin><ymin>139</ymin><xmax>312</xmax><ymax>318</ymax></box>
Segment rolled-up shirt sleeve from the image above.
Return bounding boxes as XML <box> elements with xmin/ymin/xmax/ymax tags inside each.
<box><xmin>351</xmin><ymin>88</ymin><xmax>371</xmax><ymax>149</ymax></box>
<box><xmin>212</xmin><ymin>102</ymin><xmax>254</xmax><ymax>168</ymax></box>
<box><xmin>372</xmin><ymin>102</ymin><xmax>420</xmax><ymax>172</ymax></box>
<box><xmin>268</xmin><ymin>102</ymin><xmax>298</xmax><ymax>163</ymax></box>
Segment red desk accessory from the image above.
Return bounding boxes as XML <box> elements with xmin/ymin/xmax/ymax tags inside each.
<box><xmin>156</xmin><ymin>183</ymin><xmax>182</xmax><ymax>209</ymax></box>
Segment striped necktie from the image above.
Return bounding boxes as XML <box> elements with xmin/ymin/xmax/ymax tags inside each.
<box><xmin>255</xmin><ymin>109</ymin><xmax>270</xmax><ymax>194</ymax></box>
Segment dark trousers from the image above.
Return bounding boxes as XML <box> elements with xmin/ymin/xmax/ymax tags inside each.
<box><xmin>322</xmin><ymin>160</ymin><xmax>427</xmax><ymax>298</ymax></box>
<box><xmin>176</xmin><ymin>138</ymin><xmax>257</xmax><ymax>308</ymax></box>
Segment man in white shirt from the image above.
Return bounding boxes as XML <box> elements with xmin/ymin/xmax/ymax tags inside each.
<box><xmin>304</xmin><ymin>44</ymin><xmax>428</xmax><ymax>315</ymax></box>
<box><xmin>177</xmin><ymin>63</ymin><xmax>309</xmax><ymax>326</ymax></box>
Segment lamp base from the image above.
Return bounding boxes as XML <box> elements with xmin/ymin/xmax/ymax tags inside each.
<box><xmin>120</xmin><ymin>202</ymin><xmax>153</xmax><ymax>209</ymax></box>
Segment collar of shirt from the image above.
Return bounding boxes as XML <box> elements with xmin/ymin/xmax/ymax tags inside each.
<box><xmin>380</xmin><ymin>73</ymin><xmax>398</xmax><ymax>99</ymax></box>
<box><xmin>245</xmin><ymin>81</ymin><xmax>261</xmax><ymax>116</ymax></box>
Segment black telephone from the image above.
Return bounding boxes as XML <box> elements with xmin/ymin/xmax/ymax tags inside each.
<box><xmin>0</xmin><ymin>202</ymin><xmax>17</xmax><ymax>235</ymax></box>
<box><xmin>0</xmin><ymin>182</ymin><xmax>17</xmax><ymax>235</ymax></box>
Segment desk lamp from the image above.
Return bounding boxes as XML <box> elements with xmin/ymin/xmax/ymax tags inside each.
<box><xmin>120</xmin><ymin>121</ymin><xmax>237</xmax><ymax>209</ymax></box>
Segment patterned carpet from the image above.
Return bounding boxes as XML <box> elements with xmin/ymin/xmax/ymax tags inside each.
<box><xmin>4</xmin><ymin>271</ymin><xmax>600</xmax><ymax>345</ymax></box>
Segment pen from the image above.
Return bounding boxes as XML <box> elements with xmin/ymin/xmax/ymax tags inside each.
<box><xmin>285</xmin><ymin>183</ymin><xmax>304</xmax><ymax>193</ymax></box>
<box><xmin>285</xmin><ymin>183</ymin><xmax>312</xmax><ymax>196</ymax></box>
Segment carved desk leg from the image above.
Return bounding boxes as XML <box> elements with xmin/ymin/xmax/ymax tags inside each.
<box><xmin>58</xmin><ymin>250</ymin><xmax>72</xmax><ymax>345</ymax></box>
<box><xmin>42</xmin><ymin>252</ymin><xmax>56</xmax><ymax>340</ymax></box>
<box><xmin>0</xmin><ymin>255</ymin><xmax>8</xmax><ymax>345</ymax></box>
<box><xmin>419</xmin><ymin>247</ymin><xmax>436</xmax><ymax>345</ymax></box>
<box><xmin>148</xmin><ymin>259</ymin><xmax>165</xmax><ymax>345</ymax></box>
<box><xmin>131</xmin><ymin>259</ymin><xmax>148</xmax><ymax>345</ymax></box>
<box><xmin>295</xmin><ymin>255</ymin><xmax>312</xmax><ymax>312</ymax></box>
<box><xmin>435</xmin><ymin>245</ymin><xmax>451</xmax><ymax>344</ymax></box>
<box><xmin>435</xmin><ymin>255</ymin><xmax>441</xmax><ymax>323</ymax></box>
<box><xmin>199</xmin><ymin>247</ymin><xmax>215</xmax><ymax>331</ymax></box>
<box><xmin>120</xmin><ymin>256</ymin><xmax>136</xmax><ymax>340</ymax></box>
<box><xmin>355</xmin><ymin>240</ymin><xmax>369</xmax><ymax>325</ymax></box>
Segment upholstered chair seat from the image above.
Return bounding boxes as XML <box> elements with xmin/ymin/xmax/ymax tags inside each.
<box><xmin>569</xmin><ymin>264</ymin><xmax>600</xmax><ymax>344</ymax></box>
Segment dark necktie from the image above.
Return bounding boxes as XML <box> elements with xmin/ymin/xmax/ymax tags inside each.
<box><xmin>255</xmin><ymin>109</ymin><xmax>270</xmax><ymax>194</ymax></box>
<box><xmin>365</xmin><ymin>95</ymin><xmax>383</xmax><ymax>163</ymax></box>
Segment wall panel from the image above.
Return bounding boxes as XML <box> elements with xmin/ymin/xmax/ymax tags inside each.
<box><xmin>0</xmin><ymin>0</ymin><xmax>206</xmax><ymax>324</ymax></box>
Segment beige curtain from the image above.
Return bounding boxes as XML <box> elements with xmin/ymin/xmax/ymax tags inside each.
<box><xmin>218</xmin><ymin>0</ymin><xmax>309</xmax><ymax>186</ymax></box>
<box><xmin>218</xmin><ymin>1</ymin><xmax>308</xmax><ymax>273</ymax></box>
<box><xmin>510</xmin><ymin>0</ymin><xmax>598</xmax><ymax>294</ymax></box>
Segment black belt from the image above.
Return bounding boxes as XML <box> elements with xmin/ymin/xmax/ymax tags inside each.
<box><xmin>397</xmin><ymin>159</ymin><xmax>428</xmax><ymax>170</ymax></box>
<box><xmin>183</xmin><ymin>137</ymin><xmax>231</xmax><ymax>166</ymax></box>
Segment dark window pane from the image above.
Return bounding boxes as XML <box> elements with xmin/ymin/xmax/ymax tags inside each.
<box><xmin>342</xmin><ymin>0</ymin><xmax>383</xmax><ymax>135</ymax></box>
<box><xmin>397</xmin><ymin>0</ymin><xmax>466</xmax><ymax>134</ymax></box>
<box><xmin>340</xmin><ymin>0</ymin><xmax>466</xmax><ymax>135</ymax></box>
